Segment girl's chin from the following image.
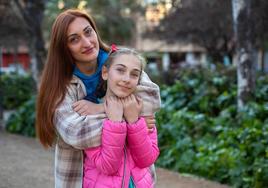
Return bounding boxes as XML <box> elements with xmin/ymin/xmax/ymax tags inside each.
<box><xmin>114</xmin><ymin>92</ymin><xmax>130</xmax><ymax>98</ymax></box>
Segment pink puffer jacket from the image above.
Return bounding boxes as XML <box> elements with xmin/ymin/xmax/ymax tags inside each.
<box><xmin>83</xmin><ymin>117</ymin><xmax>159</xmax><ymax>188</ymax></box>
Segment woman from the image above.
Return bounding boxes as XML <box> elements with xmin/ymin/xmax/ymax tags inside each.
<box><xmin>36</xmin><ymin>9</ymin><xmax>160</xmax><ymax>188</ymax></box>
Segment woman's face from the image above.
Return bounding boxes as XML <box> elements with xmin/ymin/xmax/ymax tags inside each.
<box><xmin>102</xmin><ymin>54</ymin><xmax>142</xmax><ymax>98</ymax></box>
<box><xmin>67</xmin><ymin>17</ymin><xmax>99</xmax><ymax>65</ymax></box>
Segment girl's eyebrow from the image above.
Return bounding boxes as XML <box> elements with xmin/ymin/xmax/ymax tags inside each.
<box><xmin>115</xmin><ymin>63</ymin><xmax>141</xmax><ymax>72</ymax></box>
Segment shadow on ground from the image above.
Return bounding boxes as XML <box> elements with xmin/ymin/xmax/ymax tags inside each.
<box><xmin>0</xmin><ymin>131</ymin><xmax>229</xmax><ymax>188</ymax></box>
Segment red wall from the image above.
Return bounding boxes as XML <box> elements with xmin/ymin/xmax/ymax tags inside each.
<box><xmin>2</xmin><ymin>53</ymin><xmax>30</xmax><ymax>70</ymax></box>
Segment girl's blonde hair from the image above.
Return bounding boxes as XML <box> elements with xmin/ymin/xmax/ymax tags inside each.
<box><xmin>106</xmin><ymin>47</ymin><xmax>146</xmax><ymax>71</ymax></box>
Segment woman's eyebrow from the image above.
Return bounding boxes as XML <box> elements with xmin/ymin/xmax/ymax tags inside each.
<box><xmin>68</xmin><ymin>25</ymin><xmax>91</xmax><ymax>38</ymax></box>
<box><xmin>83</xmin><ymin>26</ymin><xmax>92</xmax><ymax>31</ymax></box>
<box><xmin>67</xmin><ymin>33</ymin><xmax>77</xmax><ymax>38</ymax></box>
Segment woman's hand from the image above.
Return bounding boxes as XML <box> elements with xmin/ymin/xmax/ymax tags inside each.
<box><xmin>72</xmin><ymin>100</ymin><xmax>104</xmax><ymax>115</ymax></box>
<box><xmin>122</xmin><ymin>94</ymin><xmax>143</xmax><ymax>124</ymax></box>
<box><xmin>104</xmin><ymin>96</ymin><xmax>123</xmax><ymax>122</ymax></box>
<box><xmin>144</xmin><ymin>115</ymin><xmax>156</xmax><ymax>132</ymax></box>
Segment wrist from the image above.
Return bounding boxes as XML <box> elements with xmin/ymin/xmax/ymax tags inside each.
<box><xmin>98</xmin><ymin>103</ymin><xmax>105</xmax><ymax>113</ymax></box>
<box><xmin>109</xmin><ymin>117</ymin><xmax>123</xmax><ymax>122</ymax></box>
<box><xmin>126</xmin><ymin>117</ymin><xmax>139</xmax><ymax>124</ymax></box>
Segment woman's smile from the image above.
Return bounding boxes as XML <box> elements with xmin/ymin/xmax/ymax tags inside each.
<box><xmin>82</xmin><ymin>47</ymin><xmax>94</xmax><ymax>55</ymax></box>
<box><xmin>67</xmin><ymin>17</ymin><xmax>99</xmax><ymax>67</ymax></box>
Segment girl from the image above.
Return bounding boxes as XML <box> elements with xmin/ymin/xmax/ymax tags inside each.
<box><xmin>36</xmin><ymin>9</ymin><xmax>160</xmax><ymax>188</ymax></box>
<box><xmin>82</xmin><ymin>47</ymin><xmax>160</xmax><ymax>188</ymax></box>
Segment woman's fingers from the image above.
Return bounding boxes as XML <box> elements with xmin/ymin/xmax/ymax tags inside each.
<box><xmin>136</xmin><ymin>96</ymin><xmax>143</xmax><ymax>109</ymax></box>
<box><xmin>144</xmin><ymin>115</ymin><xmax>156</xmax><ymax>130</ymax></box>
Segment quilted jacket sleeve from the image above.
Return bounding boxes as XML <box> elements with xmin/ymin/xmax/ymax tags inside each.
<box><xmin>127</xmin><ymin>117</ymin><xmax>159</xmax><ymax>168</ymax></box>
<box><xmin>84</xmin><ymin>119</ymin><xmax>127</xmax><ymax>175</ymax></box>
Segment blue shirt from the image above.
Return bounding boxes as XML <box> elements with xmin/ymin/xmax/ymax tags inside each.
<box><xmin>73</xmin><ymin>49</ymin><xmax>108</xmax><ymax>103</ymax></box>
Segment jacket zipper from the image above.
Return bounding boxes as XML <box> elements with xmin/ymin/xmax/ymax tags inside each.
<box><xmin>121</xmin><ymin>146</ymin><xmax>127</xmax><ymax>188</ymax></box>
<box><xmin>130</xmin><ymin>176</ymin><xmax>136</xmax><ymax>187</ymax></box>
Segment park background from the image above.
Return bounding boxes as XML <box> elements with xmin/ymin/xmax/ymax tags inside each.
<box><xmin>0</xmin><ymin>0</ymin><xmax>268</xmax><ymax>188</ymax></box>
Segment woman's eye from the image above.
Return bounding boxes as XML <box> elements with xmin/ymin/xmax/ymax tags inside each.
<box><xmin>69</xmin><ymin>37</ymin><xmax>79</xmax><ymax>44</ymax></box>
<box><xmin>85</xmin><ymin>28</ymin><xmax>92</xmax><ymax>36</ymax></box>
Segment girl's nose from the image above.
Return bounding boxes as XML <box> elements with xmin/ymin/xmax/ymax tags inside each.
<box><xmin>122</xmin><ymin>74</ymin><xmax>130</xmax><ymax>82</ymax></box>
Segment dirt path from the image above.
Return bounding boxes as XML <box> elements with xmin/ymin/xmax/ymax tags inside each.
<box><xmin>0</xmin><ymin>131</ymin><xmax>229</xmax><ymax>188</ymax></box>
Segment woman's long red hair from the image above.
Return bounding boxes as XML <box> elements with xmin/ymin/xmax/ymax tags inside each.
<box><xmin>36</xmin><ymin>9</ymin><xmax>109</xmax><ymax>148</ymax></box>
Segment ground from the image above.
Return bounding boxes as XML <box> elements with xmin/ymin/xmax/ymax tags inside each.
<box><xmin>0</xmin><ymin>131</ymin><xmax>230</xmax><ymax>188</ymax></box>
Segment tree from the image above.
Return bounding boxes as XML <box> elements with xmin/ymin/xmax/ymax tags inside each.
<box><xmin>145</xmin><ymin>0</ymin><xmax>234</xmax><ymax>63</ymax></box>
<box><xmin>146</xmin><ymin>0</ymin><xmax>268</xmax><ymax>66</ymax></box>
<box><xmin>44</xmin><ymin>0</ymin><xmax>142</xmax><ymax>45</ymax></box>
<box><xmin>13</xmin><ymin>0</ymin><xmax>47</xmax><ymax>82</ymax></box>
<box><xmin>250</xmin><ymin>0</ymin><xmax>268</xmax><ymax>72</ymax></box>
<box><xmin>0</xmin><ymin>0</ymin><xmax>31</xmax><ymax>122</ymax></box>
<box><xmin>146</xmin><ymin>0</ymin><xmax>268</xmax><ymax>109</ymax></box>
<box><xmin>232</xmin><ymin>0</ymin><xmax>255</xmax><ymax>109</ymax></box>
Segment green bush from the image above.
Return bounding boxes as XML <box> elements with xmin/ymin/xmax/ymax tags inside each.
<box><xmin>156</xmin><ymin>67</ymin><xmax>268</xmax><ymax>188</ymax></box>
<box><xmin>6</xmin><ymin>95</ymin><xmax>36</xmax><ymax>137</ymax></box>
<box><xmin>0</xmin><ymin>73</ymin><xmax>36</xmax><ymax>110</ymax></box>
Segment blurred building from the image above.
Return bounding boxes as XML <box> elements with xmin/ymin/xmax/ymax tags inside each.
<box><xmin>0</xmin><ymin>0</ymin><xmax>31</xmax><ymax>74</ymax></box>
<box><xmin>135</xmin><ymin>0</ymin><xmax>268</xmax><ymax>74</ymax></box>
<box><xmin>134</xmin><ymin>1</ymin><xmax>207</xmax><ymax>74</ymax></box>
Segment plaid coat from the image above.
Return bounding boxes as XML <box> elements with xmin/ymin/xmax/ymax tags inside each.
<box><xmin>54</xmin><ymin>72</ymin><xmax>161</xmax><ymax>188</ymax></box>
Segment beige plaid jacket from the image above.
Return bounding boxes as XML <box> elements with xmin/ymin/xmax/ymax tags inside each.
<box><xmin>54</xmin><ymin>72</ymin><xmax>161</xmax><ymax>188</ymax></box>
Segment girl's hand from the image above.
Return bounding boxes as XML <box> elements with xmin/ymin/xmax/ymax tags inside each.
<box><xmin>122</xmin><ymin>94</ymin><xmax>143</xmax><ymax>124</ymax></box>
<box><xmin>144</xmin><ymin>115</ymin><xmax>156</xmax><ymax>132</ymax></box>
<box><xmin>104</xmin><ymin>96</ymin><xmax>123</xmax><ymax>122</ymax></box>
<box><xmin>72</xmin><ymin>100</ymin><xmax>104</xmax><ymax>115</ymax></box>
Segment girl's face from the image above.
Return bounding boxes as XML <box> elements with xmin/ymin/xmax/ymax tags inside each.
<box><xmin>102</xmin><ymin>54</ymin><xmax>142</xmax><ymax>98</ymax></box>
<box><xmin>67</xmin><ymin>17</ymin><xmax>99</xmax><ymax>66</ymax></box>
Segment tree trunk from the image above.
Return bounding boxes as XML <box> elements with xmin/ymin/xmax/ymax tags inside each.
<box><xmin>232</xmin><ymin>0</ymin><xmax>255</xmax><ymax>110</ymax></box>
<box><xmin>0</xmin><ymin>47</ymin><xmax>3</xmax><ymax>122</ymax></box>
<box><xmin>259</xmin><ymin>47</ymin><xmax>264</xmax><ymax>72</ymax></box>
<box><xmin>13</xmin><ymin>0</ymin><xmax>47</xmax><ymax>82</ymax></box>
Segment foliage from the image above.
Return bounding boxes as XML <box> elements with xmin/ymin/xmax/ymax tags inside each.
<box><xmin>6</xmin><ymin>95</ymin><xmax>36</xmax><ymax>137</ymax></box>
<box><xmin>156</xmin><ymin>67</ymin><xmax>268</xmax><ymax>187</ymax></box>
<box><xmin>44</xmin><ymin>0</ymin><xmax>141</xmax><ymax>44</ymax></box>
<box><xmin>13</xmin><ymin>0</ymin><xmax>47</xmax><ymax>76</ymax></box>
<box><xmin>0</xmin><ymin>73</ymin><xmax>36</xmax><ymax>110</ymax></box>
<box><xmin>0</xmin><ymin>0</ymin><xmax>29</xmax><ymax>46</ymax></box>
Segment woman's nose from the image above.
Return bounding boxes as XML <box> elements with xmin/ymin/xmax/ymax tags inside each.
<box><xmin>81</xmin><ymin>35</ymin><xmax>91</xmax><ymax>46</ymax></box>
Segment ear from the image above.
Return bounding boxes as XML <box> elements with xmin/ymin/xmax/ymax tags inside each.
<box><xmin>102</xmin><ymin>66</ymin><xmax>108</xmax><ymax>80</ymax></box>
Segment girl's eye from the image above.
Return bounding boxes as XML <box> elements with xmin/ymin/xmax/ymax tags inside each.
<box><xmin>131</xmin><ymin>73</ymin><xmax>139</xmax><ymax>78</ymax></box>
<box><xmin>116</xmin><ymin>68</ymin><xmax>125</xmax><ymax>73</ymax></box>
